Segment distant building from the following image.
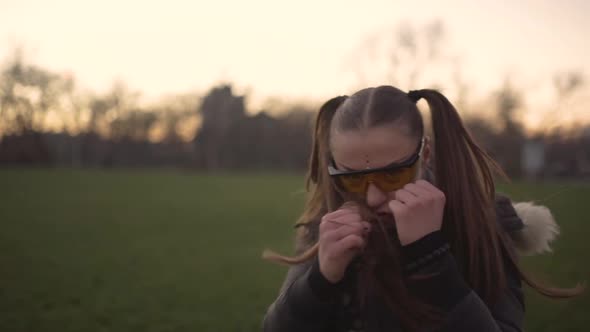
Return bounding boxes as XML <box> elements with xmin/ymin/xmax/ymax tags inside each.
<box><xmin>521</xmin><ymin>139</ymin><xmax>545</xmax><ymax>179</ymax></box>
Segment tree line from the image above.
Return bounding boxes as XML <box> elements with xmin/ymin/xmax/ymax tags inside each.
<box><xmin>0</xmin><ymin>50</ymin><xmax>589</xmax><ymax>178</ymax></box>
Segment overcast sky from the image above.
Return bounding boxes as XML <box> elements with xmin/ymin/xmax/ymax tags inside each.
<box><xmin>1</xmin><ymin>0</ymin><xmax>588</xmax><ymax>129</ymax></box>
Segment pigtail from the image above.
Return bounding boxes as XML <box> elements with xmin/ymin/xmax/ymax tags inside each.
<box><xmin>307</xmin><ymin>96</ymin><xmax>348</xmax><ymax>187</ymax></box>
<box><xmin>409</xmin><ymin>89</ymin><xmax>506</xmax><ymax>304</ymax></box>
<box><xmin>263</xmin><ymin>96</ymin><xmax>346</xmax><ymax>265</ymax></box>
<box><xmin>409</xmin><ymin>89</ymin><xmax>584</xmax><ymax>303</ymax></box>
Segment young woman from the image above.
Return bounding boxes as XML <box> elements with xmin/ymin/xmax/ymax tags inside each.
<box><xmin>262</xmin><ymin>86</ymin><xmax>582</xmax><ymax>332</ymax></box>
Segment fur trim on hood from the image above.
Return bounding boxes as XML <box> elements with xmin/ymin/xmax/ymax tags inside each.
<box><xmin>511</xmin><ymin>201</ymin><xmax>559</xmax><ymax>256</ymax></box>
<box><xmin>496</xmin><ymin>194</ymin><xmax>559</xmax><ymax>256</ymax></box>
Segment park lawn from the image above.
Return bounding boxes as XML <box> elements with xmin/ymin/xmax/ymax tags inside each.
<box><xmin>0</xmin><ymin>169</ymin><xmax>588</xmax><ymax>331</ymax></box>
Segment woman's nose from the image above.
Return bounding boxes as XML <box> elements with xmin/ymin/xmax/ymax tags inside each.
<box><xmin>366</xmin><ymin>182</ymin><xmax>388</xmax><ymax>208</ymax></box>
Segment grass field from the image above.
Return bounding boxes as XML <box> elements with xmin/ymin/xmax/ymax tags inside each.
<box><xmin>0</xmin><ymin>169</ymin><xmax>588</xmax><ymax>331</ymax></box>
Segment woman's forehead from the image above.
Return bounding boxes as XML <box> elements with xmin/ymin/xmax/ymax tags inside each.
<box><xmin>330</xmin><ymin>126</ymin><xmax>417</xmax><ymax>170</ymax></box>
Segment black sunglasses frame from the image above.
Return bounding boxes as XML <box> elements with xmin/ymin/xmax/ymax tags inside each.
<box><xmin>327</xmin><ymin>137</ymin><xmax>425</xmax><ymax>177</ymax></box>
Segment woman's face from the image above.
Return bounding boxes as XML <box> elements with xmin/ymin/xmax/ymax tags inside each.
<box><xmin>330</xmin><ymin>125</ymin><xmax>430</xmax><ymax>215</ymax></box>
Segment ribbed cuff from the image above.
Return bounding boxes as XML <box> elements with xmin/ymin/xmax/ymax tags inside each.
<box><xmin>401</xmin><ymin>230</ymin><xmax>446</xmax><ymax>264</ymax></box>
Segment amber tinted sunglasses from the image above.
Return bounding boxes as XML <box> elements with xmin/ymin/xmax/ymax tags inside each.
<box><xmin>328</xmin><ymin>137</ymin><xmax>424</xmax><ymax>193</ymax></box>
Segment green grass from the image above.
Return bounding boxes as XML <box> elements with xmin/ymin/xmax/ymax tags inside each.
<box><xmin>0</xmin><ymin>169</ymin><xmax>588</xmax><ymax>331</ymax></box>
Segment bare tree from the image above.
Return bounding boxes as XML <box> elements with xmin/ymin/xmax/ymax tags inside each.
<box><xmin>492</xmin><ymin>81</ymin><xmax>526</xmax><ymax>176</ymax></box>
<box><xmin>0</xmin><ymin>50</ymin><xmax>73</xmax><ymax>163</ymax></box>
<box><xmin>0</xmin><ymin>50</ymin><xmax>69</xmax><ymax>134</ymax></box>
<box><xmin>347</xmin><ymin>20</ymin><xmax>449</xmax><ymax>90</ymax></box>
<box><xmin>536</xmin><ymin>71</ymin><xmax>587</xmax><ymax>131</ymax></box>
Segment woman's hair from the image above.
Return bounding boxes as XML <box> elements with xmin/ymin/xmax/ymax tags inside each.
<box><xmin>263</xmin><ymin>85</ymin><xmax>584</xmax><ymax>329</ymax></box>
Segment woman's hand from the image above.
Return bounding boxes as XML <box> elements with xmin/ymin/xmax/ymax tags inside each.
<box><xmin>318</xmin><ymin>203</ymin><xmax>371</xmax><ymax>283</ymax></box>
<box><xmin>388</xmin><ymin>180</ymin><xmax>446</xmax><ymax>246</ymax></box>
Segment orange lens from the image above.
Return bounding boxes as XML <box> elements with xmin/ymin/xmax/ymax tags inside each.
<box><xmin>337</xmin><ymin>173</ymin><xmax>368</xmax><ymax>193</ymax></box>
<box><xmin>373</xmin><ymin>165</ymin><xmax>418</xmax><ymax>192</ymax></box>
<box><xmin>337</xmin><ymin>164</ymin><xmax>418</xmax><ymax>193</ymax></box>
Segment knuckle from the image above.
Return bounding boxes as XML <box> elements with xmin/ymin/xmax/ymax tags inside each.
<box><xmin>323</xmin><ymin>229</ymin><xmax>338</xmax><ymax>241</ymax></box>
<box><xmin>345</xmin><ymin>235</ymin><xmax>360</xmax><ymax>248</ymax></box>
<box><xmin>419</xmin><ymin>179</ymin><xmax>431</xmax><ymax>187</ymax></box>
<box><xmin>436</xmin><ymin>191</ymin><xmax>446</xmax><ymax>201</ymax></box>
<box><xmin>342</xmin><ymin>212</ymin><xmax>360</xmax><ymax>222</ymax></box>
<box><xmin>355</xmin><ymin>236</ymin><xmax>365</xmax><ymax>247</ymax></box>
<box><xmin>354</xmin><ymin>214</ymin><xmax>364</xmax><ymax>224</ymax></box>
<box><xmin>388</xmin><ymin>201</ymin><xmax>399</xmax><ymax>211</ymax></box>
<box><xmin>403</xmin><ymin>183</ymin><xmax>413</xmax><ymax>190</ymax></box>
<box><xmin>356</xmin><ymin>226</ymin><xmax>366</xmax><ymax>236</ymax></box>
<box><xmin>350</xmin><ymin>223</ymin><xmax>362</xmax><ymax>233</ymax></box>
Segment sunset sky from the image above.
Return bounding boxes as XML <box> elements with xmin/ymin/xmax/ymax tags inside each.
<box><xmin>1</xmin><ymin>0</ymin><xmax>588</xmax><ymax>130</ymax></box>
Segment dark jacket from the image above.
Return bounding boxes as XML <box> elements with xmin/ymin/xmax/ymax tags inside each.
<box><xmin>262</xmin><ymin>195</ymin><xmax>555</xmax><ymax>332</ymax></box>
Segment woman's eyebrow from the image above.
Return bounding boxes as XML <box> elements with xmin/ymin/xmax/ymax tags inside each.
<box><xmin>334</xmin><ymin>161</ymin><xmax>357</xmax><ymax>171</ymax></box>
<box><xmin>388</xmin><ymin>152</ymin><xmax>413</xmax><ymax>165</ymax></box>
<box><xmin>336</xmin><ymin>157</ymin><xmax>402</xmax><ymax>171</ymax></box>
<box><xmin>333</xmin><ymin>148</ymin><xmax>416</xmax><ymax>171</ymax></box>
<box><xmin>370</xmin><ymin>153</ymin><xmax>416</xmax><ymax>170</ymax></box>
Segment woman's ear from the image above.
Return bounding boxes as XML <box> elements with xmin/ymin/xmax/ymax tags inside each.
<box><xmin>417</xmin><ymin>136</ymin><xmax>434</xmax><ymax>183</ymax></box>
<box><xmin>422</xmin><ymin>135</ymin><xmax>431</xmax><ymax>166</ymax></box>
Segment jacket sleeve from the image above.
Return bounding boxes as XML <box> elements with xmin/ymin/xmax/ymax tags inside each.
<box><xmin>404</xmin><ymin>231</ymin><xmax>524</xmax><ymax>332</ymax></box>
<box><xmin>262</xmin><ymin>257</ymin><xmax>345</xmax><ymax>332</ymax></box>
